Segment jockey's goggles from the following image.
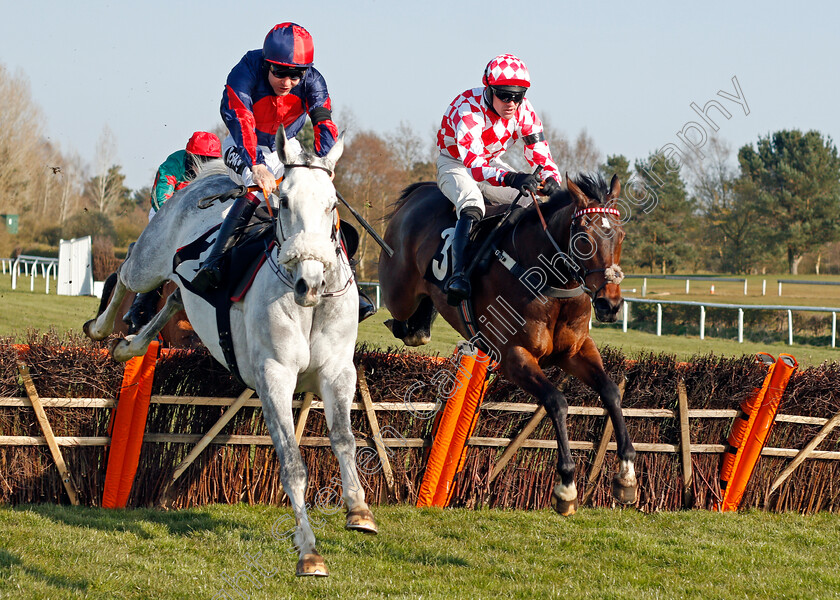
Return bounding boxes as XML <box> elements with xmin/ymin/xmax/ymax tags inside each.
<box><xmin>492</xmin><ymin>88</ymin><xmax>526</xmax><ymax>104</ymax></box>
<box><xmin>268</xmin><ymin>64</ymin><xmax>306</xmax><ymax>80</ymax></box>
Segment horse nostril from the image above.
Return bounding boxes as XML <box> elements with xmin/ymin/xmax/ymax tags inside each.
<box><xmin>295</xmin><ymin>280</ymin><xmax>307</xmax><ymax>296</ymax></box>
<box><xmin>593</xmin><ymin>298</ymin><xmax>616</xmax><ymax>314</ymax></box>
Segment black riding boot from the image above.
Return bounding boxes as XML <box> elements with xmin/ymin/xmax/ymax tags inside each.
<box><xmin>444</xmin><ymin>212</ymin><xmax>479</xmax><ymax>306</ymax></box>
<box><xmin>191</xmin><ymin>193</ymin><xmax>260</xmax><ymax>293</ymax></box>
<box><xmin>123</xmin><ymin>286</ymin><xmax>163</xmax><ymax>334</ymax></box>
<box><xmin>358</xmin><ymin>286</ymin><xmax>377</xmax><ymax>322</ymax></box>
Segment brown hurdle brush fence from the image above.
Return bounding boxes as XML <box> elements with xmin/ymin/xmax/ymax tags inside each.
<box><xmin>1</xmin><ymin>332</ymin><xmax>839</xmax><ymax>513</ymax></box>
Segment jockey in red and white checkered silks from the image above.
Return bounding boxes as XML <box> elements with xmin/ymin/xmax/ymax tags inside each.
<box><xmin>435</xmin><ymin>53</ymin><xmax>562</xmax><ymax>305</ymax></box>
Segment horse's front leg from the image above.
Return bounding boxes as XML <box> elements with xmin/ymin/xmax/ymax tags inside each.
<box><xmin>560</xmin><ymin>336</ymin><xmax>637</xmax><ymax>504</ymax></box>
<box><xmin>504</xmin><ymin>346</ymin><xmax>579</xmax><ymax>516</ymax></box>
<box><xmin>109</xmin><ymin>289</ymin><xmax>184</xmax><ymax>361</ymax></box>
<box><xmin>83</xmin><ymin>272</ymin><xmax>129</xmax><ymax>341</ymax></box>
<box><xmin>258</xmin><ymin>361</ymin><xmax>327</xmax><ymax>577</ymax></box>
<box><xmin>318</xmin><ymin>362</ymin><xmax>377</xmax><ymax>534</ymax></box>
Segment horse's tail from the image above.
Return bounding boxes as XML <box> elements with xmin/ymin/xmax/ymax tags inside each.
<box><xmin>96</xmin><ymin>271</ymin><xmax>119</xmax><ymax>317</ymax></box>
<box><xmin>385</xmin><ymin>181</ymin><xmax>435</xmax><ymax>221</ymax></box>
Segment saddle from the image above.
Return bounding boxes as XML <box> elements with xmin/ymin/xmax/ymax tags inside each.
<box><xmin>172</xmin><ymin>207</ymin><xmax>358</xmax><ymax>385</ymax></box>
<box><xmin>423</xmin><ymin>197</ymin><xmax>528</xmax><ymax>290</ymax></box>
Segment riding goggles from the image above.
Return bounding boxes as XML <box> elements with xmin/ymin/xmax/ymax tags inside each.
<box><xmin>268</xmin><ymin>64</ymin><xmax>306</xmax><ymax>80</ymax></box>
<box><xmin>492</xmin><ymin>88</ymin><xmax>526</xmax><ymax>104</ymax></box>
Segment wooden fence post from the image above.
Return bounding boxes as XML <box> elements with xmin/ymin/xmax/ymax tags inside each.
<box><xmin>488</xmin><ymin>406</ymin><xmax>547</xmax><ymax>484</ymax></box>
<box><xmin>765</xmin><ymin>409</ymin><xmax>840</xmax><ymax>507</ymax></box>
<box><xmin>581</xmin><ymin>378</ymin><xmax>624</xmax><ymax>506</ymax></box>
<box><xmin>17</xmin><ymin>361</ymin><xmax>79</xmax><ymax>506</ymax></box>
<box><xmin>357</xmin><ymin>365</ymin><xmax>397</xmax><ymax>500</ymax></box>
<box><xmin>158</xmin><ymin>388</ymin><xmax>254</xmax><ymax>505</ymax></box>
<box><xmin>678</xmin><ymin>378</ymin><xmax>694</xmax><ymax>508</ymax></box>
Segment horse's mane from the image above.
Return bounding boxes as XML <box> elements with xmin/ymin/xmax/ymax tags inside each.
<box><xmin>193</xmin><ymin>146</ymin><xmax>327</xmax><ymax>184</ymax></box>
<box><xmin>385</xmin><ymin>172</ymin><xmax>610</xmax><ymax>224</ymax></box>
<box><xmin>386</xmin><ymin>181</ymin><xmax>432</xmax><ymax>221</ymax></box>
<box><xmin>570</xmin><ymin>172</ymin><xmax>611</xmax><ymax>204</ymax></box>
<box><xmin>193</xmin><ymin>158</ymin><xmax>229</xmax><ymax>181</ymax></box>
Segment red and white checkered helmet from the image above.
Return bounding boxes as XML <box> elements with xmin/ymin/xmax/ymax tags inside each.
<box><xmin>482</xmin><ymin>54</ymin><xmax>531</xmax><ymax>89</ymax></box>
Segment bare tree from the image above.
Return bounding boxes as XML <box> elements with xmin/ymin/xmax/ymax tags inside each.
<box><xmin>88</xmin><ymin>125</ymin><xmax>121</xmax><ymax>213</ymax></box>
<box><xmin>0</xmin><ymin>64</ymin><xmax>46</xmax><ymax>212</ymax></box>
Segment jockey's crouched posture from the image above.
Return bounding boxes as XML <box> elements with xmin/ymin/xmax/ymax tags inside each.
<box><xmin>190</xmin><ymin>22</ymin><xmax>376</xmax><ymax>322</ymax></box>
<box><xmin>436</xmin><ymin>54</ymin><xmax>562</xmax><ymax>305</ymax></box>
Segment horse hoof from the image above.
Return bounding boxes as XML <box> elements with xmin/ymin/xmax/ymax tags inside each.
<box><xmin>83</xmin><ymin>319</ymin><xmax>103</xmax><ymax>341</ymax></box>
<box><xmin>345</xmin><ymin>507</ymin><xmax>378</xmax><ymax>534</ymax></box>
<box><xmin>296</xmin><ymin>553</ymin><xmax>329</xmax><ymax>577</ymax></box>
<box><xmin>551</xmin><ymin>492</ymin><xmax>578</xmax><ymax>517</ymax></box>
<box><xmin>611</xmin><ymin>476</ymin><xmax>638</xmax><ymax>505</ymax></box>
<box><xmin>108</xmin><ymin>337</ymin><xmax>132</xmax><ymax>362</ymax></box>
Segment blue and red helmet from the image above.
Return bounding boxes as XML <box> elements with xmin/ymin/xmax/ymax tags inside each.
<box><xmin>263</xmin><ymin>22</ymin><xmax>314</xmax><ymax>68</ymax></box>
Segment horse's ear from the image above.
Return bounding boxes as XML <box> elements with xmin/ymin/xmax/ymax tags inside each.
<box><xmin>322</xmin><ymin>131</ymin><xmax>345</xmax><ymax>172</ymax></box>
<box><xmin>608</xmin><ymin>174</ymin><xmax>621</xmax><ymax>201</ymax></box>
<box><xmin>275</xmin><ymin>124</ymin><xmax>294</xmax><ymax>165</ymax></box>
<box><xmin>566</xmin><ymin>172</ymin><xmax>591</xmax><ymax>208</ymax></box>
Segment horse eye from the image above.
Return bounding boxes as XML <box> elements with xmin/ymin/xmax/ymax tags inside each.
<box><xmin>278</xmin><ymin>195</ymin><xmax>289</xmax><ymax>209</ymax></box>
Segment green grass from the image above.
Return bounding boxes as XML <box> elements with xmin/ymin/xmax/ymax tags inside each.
<box><xmin>0</xmin><ymin>276</ymin><xmax>99</xmax><ymax>340</ymax></box>
<box><xmin>1</xmin><ymin>504</ymin><xmax>838</xmax><ymax>599</ymax></box>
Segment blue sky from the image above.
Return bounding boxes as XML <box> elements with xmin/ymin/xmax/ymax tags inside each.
<box><xmin>1</xmin><ymin>0</ymin><xmax>838</xmax><ymax>190</ymax></box>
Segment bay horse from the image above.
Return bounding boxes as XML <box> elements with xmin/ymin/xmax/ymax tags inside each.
<box><xmin>96</xmin><ymin>273</ymin><xmax>200</xmax><ymax>348</ymax></box>
<box><xmin>84</xmin><ymin>127</ymin><xmax>374</xmax><ymax>576</ymax></box>
<box><xmin>379</xmin><ymin>173</ymin><xmax>637</xmax><ymax>515</ymax></box>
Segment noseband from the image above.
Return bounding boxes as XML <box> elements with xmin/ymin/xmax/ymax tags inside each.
<box><xmin>268</xmin><ymin>162</ymin><xmax>352</xmax><ymax>297</ymax></box>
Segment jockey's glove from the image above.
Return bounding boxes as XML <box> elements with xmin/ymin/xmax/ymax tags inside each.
<box><xmin>540</xmin><ymin>177</ymin><xmax>561</xmax><ymax>197</ymax></box>
<box><xmin>503</xmin><ymin>171</ymin><xmax>540</xmax><ymax>196</ymax></box>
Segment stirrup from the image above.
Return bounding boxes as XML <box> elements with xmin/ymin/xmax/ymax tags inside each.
<box><xmin>191</xmin><ymin>263</ymin><xmax>222</xmax><ymax>293</ymax></box>
<box><xmin>444</xmin><ymin>274</ymin><xmax>471</xmax><ymax>305</ymax></box>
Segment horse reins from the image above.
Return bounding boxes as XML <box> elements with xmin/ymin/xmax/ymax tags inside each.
<box><xmin>525</xmin><ymin>200</ymin><xmax>622</xmax><ymax>300</ymax></box>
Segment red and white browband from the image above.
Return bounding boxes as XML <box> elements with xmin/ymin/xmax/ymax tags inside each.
<box><xmin>572</xmin><ymin>207</ymin><xmax>621</xmax><ymax>220</ymax></box>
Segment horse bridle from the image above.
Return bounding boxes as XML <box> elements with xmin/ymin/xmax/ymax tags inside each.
<box><xmin>526</xmin><ymin>202</ymin><xmax>623</xmax><ymax>301</ymax></box>
<box><xmin>267</xmin><ymin>162</ymin><xmax>353</xmax><ymax>297</ymax></box>
<box><xmin>272</xmin><ymin>163</ymin><xmax>334</xmax><ymax>245</ymax></box>
<box><xmin>568</xmin><ymin>206</ymin><xmax>624</xmax><ymax>299</ymax></box>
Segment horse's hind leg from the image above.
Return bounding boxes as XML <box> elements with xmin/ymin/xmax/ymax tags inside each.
<box><xmin>318</xmin><ymin>363</ymin><xmax>377</xmax><ymax>534</ymax></box>
<box><xmin>384</xmin><ymin>296</ymin><xmax>438</xmax><ymax>346</ymax></box>
<box><xmin>84</xmin><ymin>272</ymin><xmax>129</xmax><ymax>341</ymax></box>
<box><xmin>110</xmin><ymin>289</ymin><xmax>184</xmax><ymax>361</ymax></box>
<box><xmin>504</xmin><ymin>347</ymin><xmax>580</xmax><ymax>516</ymax></box>
<box><xmin>561</xmin><ymin>338</ymin><xmax>637</xmax><ymax>504</ymax></box>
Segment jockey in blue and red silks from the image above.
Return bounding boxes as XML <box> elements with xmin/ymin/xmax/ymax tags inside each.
<box><xmin>191</xmin><ymin>23</ymin><xmax>376</xmax><ymax>320</ymax></box>
<box><xmin>436</xmin><ymin>54</ymin><xmax>563</xmax><ymax>305</ymax></box>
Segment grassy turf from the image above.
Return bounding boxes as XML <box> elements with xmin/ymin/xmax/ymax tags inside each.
<box><xmin>1</xmin><ymin>504</ymin><xmax>839</xmax><ymax>599</ymax></box>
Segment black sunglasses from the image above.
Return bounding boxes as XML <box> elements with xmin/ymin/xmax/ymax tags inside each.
<box><xmin>268</xmin><ymin>64</ymin><xmax>306</xmax><ymax>80</ymax></box>
<box><xmin>493</xmin><ymin>89</ymin><xmax>525</xmax><ymax>104</ymax></box>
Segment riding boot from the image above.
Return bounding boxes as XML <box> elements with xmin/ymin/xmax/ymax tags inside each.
<box><xmin>122</xmin><ymin>286</ymin><xmax>163</xmax><ymax>335</ymax></box>
<box><xmin>358</xmin><ymin>285</ymin><xmax>377</xmax><ymax>322</ymax></box>
<box><xmin>191</xmin><ymin>193</ymin><xmax>260</xmax><ymax>293</ymax></box>
<box><xmin>444</xmin><ymin>212</ymin><xmax>480</xmax><ymax>306</ymax></box>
